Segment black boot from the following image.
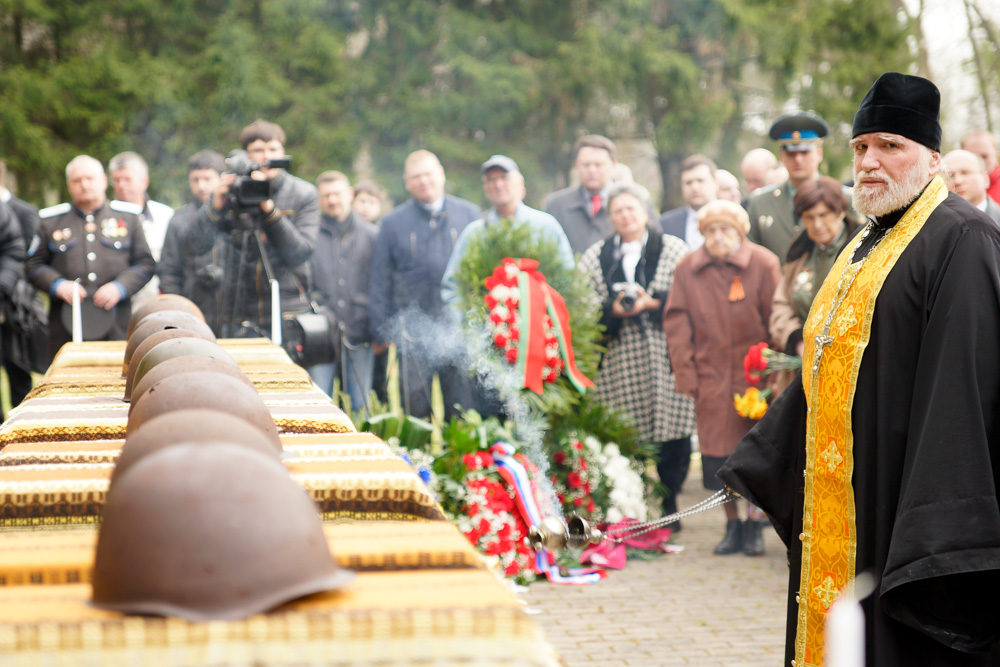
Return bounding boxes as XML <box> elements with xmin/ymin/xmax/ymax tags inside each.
<box><xmin>743</xmin><ymin>520</ymin><xmax>765</xmax><ymax>556</ymax></box>
<box><xmin>713</xmin><ymin>519</ymin><xmax>744</xmax><ymax>555</ymax></box>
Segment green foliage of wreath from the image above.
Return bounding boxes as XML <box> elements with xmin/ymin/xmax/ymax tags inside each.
<box><xmin>451</xmin><ymin>217</ymin><xmax>604</xmax><ymax>416</ymax></box>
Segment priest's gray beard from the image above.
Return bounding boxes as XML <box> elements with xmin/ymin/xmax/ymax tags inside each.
<box><xmin>853</xmin><ymin>148</ymin><xmax>933</xmax><ymax>217</ymax></box>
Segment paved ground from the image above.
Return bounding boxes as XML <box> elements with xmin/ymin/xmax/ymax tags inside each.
<box><xmin>522</xmin><ymin>458</ymin><xmax>789</xmax><ymax>666</ymax></box>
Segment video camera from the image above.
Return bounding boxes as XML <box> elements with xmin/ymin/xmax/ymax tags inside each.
<box><xmin>224</xmin><ymin>150</ymin><xmax>292</xmax><ymax>213</ymax></box>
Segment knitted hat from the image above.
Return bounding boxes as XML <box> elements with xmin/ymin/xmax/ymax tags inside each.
<box><xmin>697</xmin><ymin>199</ymin><xmax>750</xmax><ymax>237</ymax></box>
<box><xmin>852</xmin><ymin>72</ymin><xmax>941</xmax><ymax>151</ymax></box>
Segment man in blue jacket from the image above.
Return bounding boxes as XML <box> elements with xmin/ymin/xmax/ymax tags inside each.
<box><xmin>368</xmin><ymin>150</ymin><xmax>481</xmax><ymax>418</ymax></box>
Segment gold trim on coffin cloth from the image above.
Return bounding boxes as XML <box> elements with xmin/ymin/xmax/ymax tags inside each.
<box><xmin>0</xmin><ymin>405</ymin><xmax>355</xmax><ymax>448</ymax></box>
<box><xmin>0</xmin><ymin>458</ymin><xmax>446</xmax><ymax>526</ymax></box>
<box><xmin>46</xmin><ymin>338</ymin><xmax>296</xmax><ymax>371</ymax></box>
<box><xmin>26</xmin><ymin>376</ymin><xmax>317</xmax><ymax>400</ymax></box>
<box><xmin>0</xmin><ymin>572</ymin><xmax>560</xmax><ymax>667</ymax></box>
<box><xmin>0</xmin><ymin>521</ymin><xmax>485</xmax><ymax>586</ymax></box>
<box><xmin>796</xmin><ymin>176</ymin><xmax>947</xmax><ymax>666</ymax></box>
<box><xmin>0</xmin><ymin>433</ymin><xmax>393</xmax><ymax>466</ymax></box>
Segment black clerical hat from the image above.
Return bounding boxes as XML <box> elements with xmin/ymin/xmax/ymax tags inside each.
<box><xmin>852</xmin><ymin>72</ymin><xmax>941</xmax><ymax>151</ymax></box>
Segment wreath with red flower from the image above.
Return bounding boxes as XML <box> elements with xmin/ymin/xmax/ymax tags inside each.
<box><xmin>449</xmin><ymin>217</ymin><xmax>603</xmax><ymax>415</ymax></box>
<box><xmin>549</xmin><ymin>437</ymin><xmax>604</xmax><ymax>521</ymax></box>
<box><xmin>456</xmin><ymin>449</ymin><xmax>537</xmax><ymax>579</ymax></box>
<box><xmin>483</xmin><ymin>258</ymin><xmax>580</xmax><ymax>388</ymax></box>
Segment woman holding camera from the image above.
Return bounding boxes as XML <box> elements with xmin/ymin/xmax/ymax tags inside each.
<box><xmin>662</xmin><ymin>199</ymin><xmax>781</xmax><ymax>556</ymax></box>
<box><xmin>578</xmin><ymin>183</ymin><xmax>696</xmax><ymax>527</ymax></box>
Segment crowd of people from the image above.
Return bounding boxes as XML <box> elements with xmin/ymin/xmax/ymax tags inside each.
<box><xmin>0</xmin><ymin>69</ymin><xmax>999</xmax><ymax>662</ymax></box>
<box><xmin>3</xmin><ymin>78</ymin><xmax>1000</xmax><ymax>540</ymax></box>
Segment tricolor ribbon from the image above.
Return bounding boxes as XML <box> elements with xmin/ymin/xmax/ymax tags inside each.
<box><xmin>490</xmin><ymin>441</ymin><xmax>603</xmax><ymax>585</ymax></box>
<box><xmin>511</xmin><ymin>258</ymin><xmax>594</xmax><ymax>395</ymax></box>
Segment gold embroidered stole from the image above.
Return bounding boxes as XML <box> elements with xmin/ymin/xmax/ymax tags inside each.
<box><xmin>796</xmin><ymin>176</ymin><xmax>947</xmax><ymax>666</ymax></box>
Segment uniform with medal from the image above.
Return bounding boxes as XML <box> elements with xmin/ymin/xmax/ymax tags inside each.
<box><xmin>747</xmin><ymin>114</ymin><xmax>856</xmax><ymax>262</ymax></box>
<box><xmin>26</xmin><ymin>199</ymin><xmax>155</xmax><ymax>363</ymax></box>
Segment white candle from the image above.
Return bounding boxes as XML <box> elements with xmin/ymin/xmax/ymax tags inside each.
<box><xmin>826</xmin><ymin>595</ymin><xmax>864</xmax><ymax>667</ymax></box>
<box><xmin>71</xmin><ymin>281</ymin><xmax>82</xmax><ymax>343</ymax></box>
<box><xmin>270</xmin><ymin>279</ymin><xmax>281</xmax><ymax>346</ymax></box>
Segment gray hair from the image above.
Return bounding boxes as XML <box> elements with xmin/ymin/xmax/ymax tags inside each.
<box><xmin>606</xmin><ymin>182</ymin><xmax>651</xmax><ymax>210</ymax></box>
<box><xmin>108</xmin><ymin>151</ymin><xmax>149</xmax><ymax>180</ymax></box>
<box><xmin>65</xmin><ymin>155</ymin><xmax>104</xmax><ymax>180</ymax></box>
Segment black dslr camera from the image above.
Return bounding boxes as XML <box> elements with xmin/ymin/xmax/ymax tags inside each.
<box><xmin>611</xmin><ymin>281</ymin><xmax>640</xmax><ymax>311</ymax></box>
<box><xmin>224</xmin><ymin>150</ymin><xmax>292</xmax><ymax>213</ymax></box>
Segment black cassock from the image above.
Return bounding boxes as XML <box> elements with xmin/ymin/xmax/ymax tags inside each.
<box><xmin>720</xmin><ymin>192</ymin><xmax>1000</xmax><ymax>666</ymax></box>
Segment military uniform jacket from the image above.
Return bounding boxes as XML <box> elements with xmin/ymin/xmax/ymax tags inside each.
<box><xmin>746</xmin><ymin>182</ymin><xmax>798</xmax><ymax>261</ymax></box>
<box><xmin>747</xmin><ymin>181</ymin><xmax>856</xmax><ymax>262</ymax></box>
<box><xmin>26</xmin><ymin>199</ymin><xmax>155</xmax><ymax>354</ymax></box>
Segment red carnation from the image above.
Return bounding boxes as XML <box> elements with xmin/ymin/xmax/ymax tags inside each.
<box><xmin>573</xmin><ymin>497</ymin><xmax>584</xmax><ymax>507</ymax></box>
<box><xmin>505</xmin><ymin>347</ymin><xmax>518</xmax><ymax>363</ymax></box>
<box><xmin>553</xmin><ymin>451</ymin><xmax>566</xmax><ymax>465</ymax></box>
<box><xmin>505</xmin><ymin>562</ymin><xmax>521</xmax><ymax>577</ymax></box>
<box><xmin>567</xmin><ymin>471</ymin><xmax>583</xmax><ymax>488</ymax></box>
<box><xmin>505</xmin><ymin>309</ymin><xmax>517</xmax><ymax>324</ymax></box>
<box><xmin>505</xmin><ymin>297</ymin><xmax>517</xmax><ymax>310</ymax></box>
<box><xmin>509</xmin><ymin>327</ymin><xmax>520</xmax><ymax>341</ymax></box>
<box><xmin>586</xmin><ymin>498</ymin><xmax>596</xmax><ymax>513</ymax></box>
<box><xmin>494</xmin><ymin>332</ymin><xmax>508</xmax><ymax>348</ymax></box>
<box><xmin>484</xmin><ymin>276</ymin><xmax>498</xmax><ymax>291</ymax></box>
<box><xmin>490</xmin><ymin>311</ymin><xmax>504</xmax><ymax>324</ymax></box>
<box><xmin>743</xmin><ymin>342</ymin><xmax>770</xmax><ymax>384</ymax></box>
<box><xmin>484</xmin><ymin>294</ymin><xmax>498</xmax><ymax>309</ymax></box>
<box><xmin>462</xmin><ymin>453</ymin><xmax>478</xmax><ymax>470</ymax></box>
<box><xmin>575</xmin><ymin>441</ymin><xmax>584</xmax><ymax>451</ymax></box>
<box><xmin>580</xmin><ymin>459</ymin><xmax>587</xmax><ymax>471</ymax></box>
<box><xmin>544</xmin><ymin>370</ymin><xmax>558</xmax><ymax>383</ymax></box>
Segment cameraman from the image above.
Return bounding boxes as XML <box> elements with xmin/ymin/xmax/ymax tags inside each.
<box><xmin>181</xmin><ymin>120</ymin><xmax>318</xmax><ymax>340</ymax></box>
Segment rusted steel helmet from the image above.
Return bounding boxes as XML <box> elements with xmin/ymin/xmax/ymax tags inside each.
<box><xmin>123</xmin><ymin>330</ymin><xmax>217</xmax><ymax>400</ymax></box>
<box><xmin>92</xmin><ymin>442</ymin><xmax>353</xmax><ymax>621</ymax></box>
<box><xmin>123</xmin><ymin>311</ymin><xmax>216</xmax><ymax>375</ymax></box>
<box><xmin>129</xmin><ymin>337</ymin><xmax>240</xmax><ymax>404</ymax></box>
<box><xmin>125</xmin><ymin>371</ymin><xmax>281</xmax><ymax>449</ymax></box>
<box><xmin>112</xmin><ymin>409</ymin><xmax>282</xmax><ymax>485</ymax></box>
<box><xmin>129</xmin><ymin>356</ymin><xmax>252</xmax><ymax>412</ymax></box>
<box><xmin>126</xmin><ymin>295</ymin><xmax>206</xmax><ymax>340</ymax></box>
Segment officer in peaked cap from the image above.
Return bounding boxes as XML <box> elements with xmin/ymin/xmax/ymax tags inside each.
<box><xmin>768</xmin><ymin>113</ymin><xmax>830</xmax><ymax>150</ymax></box>
<box><xmin>25</xmin><ymin>155</ymin><xmax>155</xmax><ymax>365</ymax></box>
<box><xmin>747</xmin><ymin>112</ymin><xmax>854</xmax><ymax>262</ymax></box>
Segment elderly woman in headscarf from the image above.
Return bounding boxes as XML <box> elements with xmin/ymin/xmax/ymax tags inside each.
<box><xmin>770</xmin><ymin>176</ymin><xmax>861</xmax><ymax>359</ymax></box>
<box><xmin>663</xmin><ymin>199</ymin><xmax>781</xmax><ymax>556</ymax></box>
<box><xmin>578</xmin><ymin>183</ymin><xmax>696</xmax><ymax>527</ymax></box>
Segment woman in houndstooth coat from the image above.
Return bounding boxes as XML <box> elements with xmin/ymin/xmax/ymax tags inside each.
<box><xmin>578</xmin><ymin>183</ymin><xmax>696</xmax><ymax>525</ymax></box>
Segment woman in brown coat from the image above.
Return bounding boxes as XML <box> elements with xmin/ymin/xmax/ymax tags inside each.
<box><xmin>663</xmin><ymin>199</ymin><xmax>781</xmax><ymax>556</ymax></box>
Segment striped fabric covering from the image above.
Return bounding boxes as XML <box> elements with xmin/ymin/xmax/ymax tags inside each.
<box><xmin>0</xmin><ymin>339</ymin><xmax>561</xmax><ymax>666</ymax></box>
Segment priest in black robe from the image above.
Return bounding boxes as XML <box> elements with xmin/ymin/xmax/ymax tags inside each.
<box><xmin>719</xmin><ymin>72</ymin><xmax>1000</xmax><ymax>666</ymax></box>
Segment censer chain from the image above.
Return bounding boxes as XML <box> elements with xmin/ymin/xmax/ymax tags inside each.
<box><xmin>603</xmin><ymin>489</ymin><xmax>737</xmax><ymax>543</ymax></box>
